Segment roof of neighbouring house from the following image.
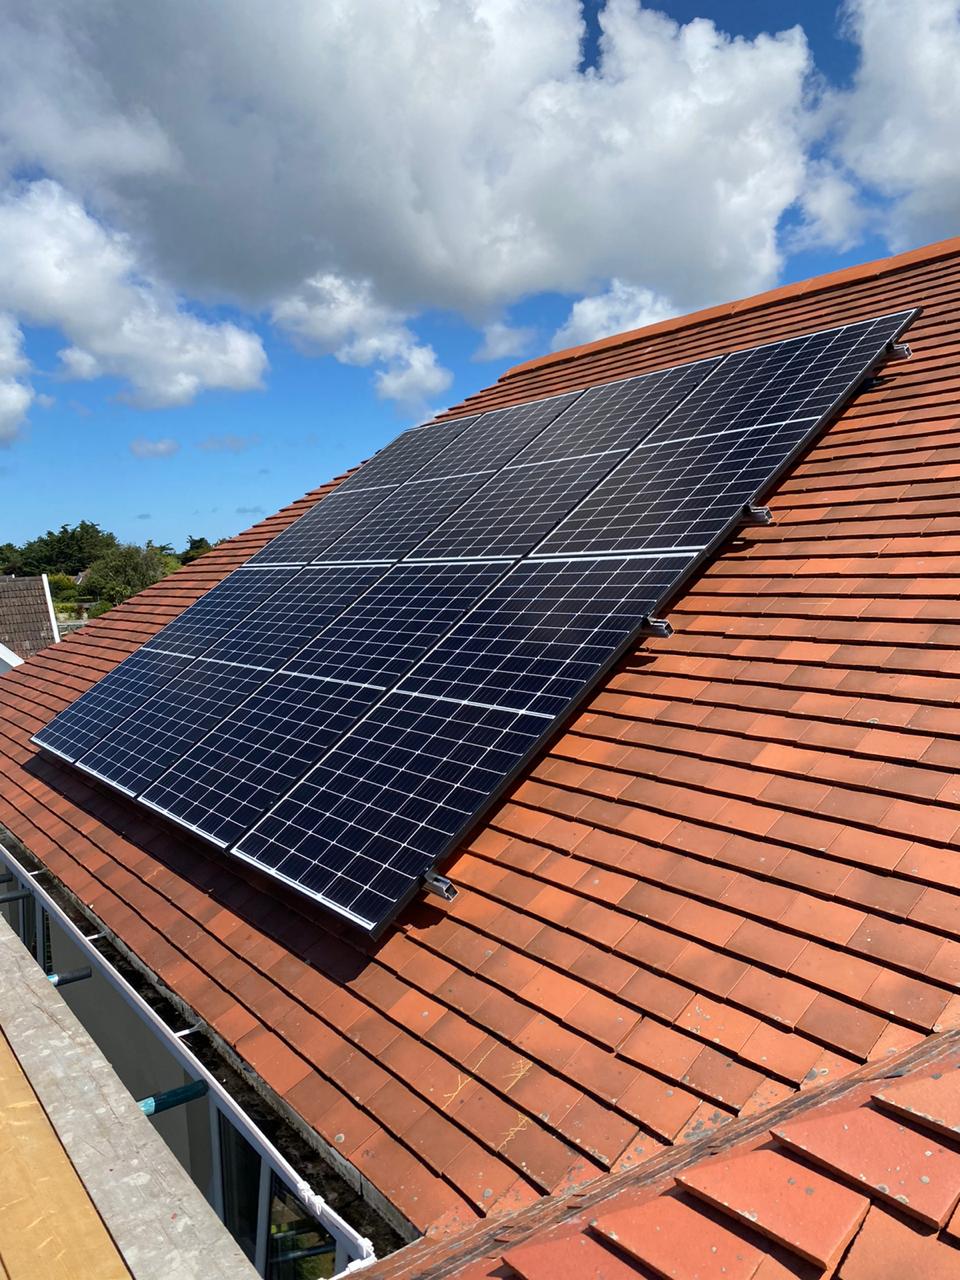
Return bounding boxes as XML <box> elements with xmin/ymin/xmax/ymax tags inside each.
<box><xmin>0</xmin><ymin>574</ymin><xmax>59</xmax><ymax>662</ymax></box>
<box><xmin>2</xmin><ymin>233</ymin><xmax>960</xmax><ymax>1246</ymax></box>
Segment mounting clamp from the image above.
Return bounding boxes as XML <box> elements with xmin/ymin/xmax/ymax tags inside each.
<box><xmin>639</xmin><ymin>617</ymin><xmax>673</xmax><ymax>639</ymax></box>
<box><xmin>424</xmin><ymin>871</ymin><xmax>458</xmax><ymax>902</ymax></box>
<box><xmin>742</xmin><ymin>504</ymin><xmax>773</xmax><ymax>525</ymax></box>
<box><xmin>891</xmin><ymin>342</ymin><xmax>912</xmax><ymax>361</ymax></box>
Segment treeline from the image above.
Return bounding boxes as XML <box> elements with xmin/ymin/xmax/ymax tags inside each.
<box><xmin>1</xmin><ymin>523</ymin><xmax>218</xmax><ymax>615</ymax></box>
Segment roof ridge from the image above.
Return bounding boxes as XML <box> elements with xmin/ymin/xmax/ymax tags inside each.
<box><xmin>504</xmin><ymin>233</ymin><xmax>960</xmax><ymax>379</ymax></box>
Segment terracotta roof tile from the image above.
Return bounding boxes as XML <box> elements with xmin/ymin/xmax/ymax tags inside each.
<box><xmin>7</xmin><ymin>238</ymin><xmax>960</xmax><ymax>1239</ymax></box>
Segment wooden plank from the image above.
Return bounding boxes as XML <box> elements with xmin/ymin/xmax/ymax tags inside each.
<box><xmin>0</xmin><ymin>1027</ymin><xmax>131</xmax><ymax>1280</ymax></box>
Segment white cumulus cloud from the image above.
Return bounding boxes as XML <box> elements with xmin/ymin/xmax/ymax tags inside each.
<box><xmin>0</xmin><ymin>181</ymin><xmax>266</xmax><ymax>408</ymax></box>
<box><xmin>473</xmin><ymin>321</ymin><xmax>537</xmax><ymax>363</ymax></box>
<box><xmin>0</xmin><ymin>312</ymin><xmax>32</xmax><ymax>442</ymax></box>
<box><xmin>831</xmin><ymin>0</ymin><xmax>960</xmax><ymax>250</ymax></box>
<box><xmin>553</xmin><ymin>280</ymin><xmax>676</xmax><ymax>349</ymax></box>
<box><xmin>273</xmin><ymin>273</ymin><xmax>451</xmax><ymax>411</ymax></box>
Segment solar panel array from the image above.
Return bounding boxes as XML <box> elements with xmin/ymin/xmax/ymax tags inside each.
<box><xmin>34</xmin><ymin>309</ymin><xmax>917</xmax><ymax>933</ymax></box>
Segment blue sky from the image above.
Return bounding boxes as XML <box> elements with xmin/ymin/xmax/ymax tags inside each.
<box><xmin>1</xmin><ymin>0</ymin><xmax>956</xmax><ymax>551</ymax></box>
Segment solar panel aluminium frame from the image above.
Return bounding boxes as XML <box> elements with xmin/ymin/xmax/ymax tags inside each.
<box><xmin>33</xmin><ymin>307</ymin><xmax>919</xmax><ymax>934</ymax></box>
<box><xmin>228</xmin><ymin>306</ymin><xmax>920</xmax><ymax>934</ymax></box>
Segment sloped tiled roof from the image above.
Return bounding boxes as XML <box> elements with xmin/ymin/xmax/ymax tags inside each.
<box><xmin>0</xmin><ymin>574</ymin><xmax>58</xmax><ymax>661</ymax></box>
<box><xmin>2</xmin><ymin>235</ymin><xmax>960</xmax><ymax>1241</ymax></box>
<box><xmin>366</xmin><ymin>1034</ymin><xmax>960</xmax><ymax>1278</ymax></box>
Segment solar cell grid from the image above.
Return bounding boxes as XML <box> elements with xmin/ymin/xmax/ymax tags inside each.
<box><xmin>140</xmin><ymin>674</ymin><xmax>379</xmax><ymax>847</ymax></box>
<box><xmin>234</xmin><ymin>693</ymin><xmax>546</xmax><ymax>929</ymax></box>
<box><xmin>536</xmin><ymin>418</ymin><xmax>815</xmax><ymax>559</ymax></box>
<box><xmin>285</xmin><ymin>560</ymin><xmax>505</xmax><ymax>687</ymax></box>
<box><xmin>397</xmin><ymin>554</ymin><xmax>691</xmax><ymax>718</ymax></box>
<box><xmin>32</xmin><ymin>648</ymin><xmax>193</xmax><ymax>763</ymax></box>
<box><xmin>333</xmin><ymin>414</ymin><xmax>479</xmax><ymax>493</ymax></box>
<box><xmin>411</xmin><ymin>450</ymin><xmax>620</xmax><ymax>562</ymax></box>
<box><xmin>248</xmin><ymin>483</ymin><xmax>398</xmax><ymax>566</ymax></box>
<box><xmin>204</xmin><ymin>563</ymin><xmax>384</xmax><ymax>671</ymax></box>
<box><xmin>516</xmin><ymin>357</ymin><xmax>721</xmax><ymax>463</ymax></box>
<box><xmin>317</xmin><ymin>471</ymin><xmax>491</xmax><ymax>563</ymax></box>
<box><xmin>143</xmin><ymin>566</ymin><xmax>298</xmax><ymax>657</ymax></box>
<box><xmin>78</xmin><ymin>658</ymin><xmax>268</xmax><ymax>795</ymax></box>
<box><xmin>649</xmin><ymin>311</ymin><xmax>914</xmax><ymax>446</ymax></box>
<box><xmin>414</xmin><ymin>391</ymin><xmax>582</xmax><ymax>479</ymax></box>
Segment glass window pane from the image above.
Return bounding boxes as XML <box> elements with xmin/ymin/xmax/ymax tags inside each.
<box><xmin>218</xmin><ymin>1113</ymin><xmax>261</xmax><ymax>1263</ymax></box>
<box><xmin>266</xmin><ymin>1173</ymin><xmax>337</xmax><ymax>1280</ymax></box>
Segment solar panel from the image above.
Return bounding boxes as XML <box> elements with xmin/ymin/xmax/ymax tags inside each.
<box><xmin>140</xmin><ymin>674</ymin><xmax>380</xmax><ymax>848</ymax></box>
<box><xmin>33</xmin><ymin>306</ymin><xmax>919</xmax><ymax>935</ymax></box>
<box><xmin>204</xmin><ymin>563</ymin><xmax>384</xmax><ymax>671</ymax></box>
<box><xmin>516</xmin><ymin>357</ymin><xmax>722</xmax><ymax>462</ymax></box>
<box><xmin>411</xmin><ymin>452</ymin><xmax>620</xmax><ymax>562</ymax></box>
<box><xmin>285</xmin><ymin>561</ymin><xmax>506</xmax><ymax>686</ymax></box>
<box><xmin>247</xmin><ymin>485</ymin><xmax>399</xmax><ymax>566</ymax></box>
<box><xmin>32</xmin><ymin>648</ymin><xmax>193</xmax><ymax>763</ymax></box>
<box><xmin>534</xmin><ymin>419</ymin><xmax>816</xmax><ymax>559</ymax></box>
<box><xmin>141</xmin><ymin>567</ymin><xmax>300</xmax><ymax>656</ymax></box>
<box><xmin>396</xmin><ymin>554</ymin><xmax>692</xmax><ymax>717</ymax></box>
<box><xmin>645</xmin><ymin>312</ymin><xmax>914</xmax><ymax>448</ymax></box>
<box><xmin>77</xmin><ymin>658</ymin><xmax>269</xmax><ymax>795</ymax></box>
<box><xmin>233</xmin><ymin>693</ymin><xmax>547</xmax><ymax>930</ymax></box>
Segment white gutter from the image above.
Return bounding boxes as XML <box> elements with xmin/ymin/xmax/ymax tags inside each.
<box><xmin>41</xmin><ymin>572</ymin><xmax>61</xmax><ymax>644</ymax></box>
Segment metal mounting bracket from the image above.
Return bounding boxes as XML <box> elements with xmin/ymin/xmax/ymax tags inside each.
<box><xmin>742</xmin><ymin>504</ymin><xmax>773</xmax><ymax>525</ymax></box>
<box><xmin>891</xmin><ymin>341</ymin><xmax>912</xmax><ymax>360</ymax></box>
<box><xmin>424</xmin><ymin>871</ymin><xmax>458</xmax><ymax>902</ymax></box>
<box><xmin>639</xmin><ymin>617</ymin><xmax>673</xmax><ymax>639</ymax></box>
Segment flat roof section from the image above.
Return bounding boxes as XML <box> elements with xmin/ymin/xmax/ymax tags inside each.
<box><xmin>0</xmin><ymin>914</ymin><xmax>256</xmax><ymax>1280</ymax></box>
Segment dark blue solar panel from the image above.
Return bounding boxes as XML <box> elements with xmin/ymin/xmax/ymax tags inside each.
<box><xmin>31</xmin><ymin>648</ymin><xmax>193</xmax><ymax>763</ymax></box>
<box><xmin>143</xmin><ymin>567</ymin><xmax>298</xmax><ymax>657</ymax></box>
<box><xmin>247</xmin><ymin>485</ymin><xmax>398</xmax><ymax>566</ymax></box>
<box><xmin>397</xmin><ymin>554</ymin><xmax>691</xmax><ymax>717</ymax></box>
<box><xmin>77</xmin><ymin>658</ymin><xmax>268</xmax><ymax>795</ymax></box>
<box><xmin>646</xmin><ymin>311</ymin><xmax>915</xmax><ymax>447</ymax></box>
<box><xmin>204</xmin><ymin>563</ymin><xmax>384</xmax><ymax>671</ymax></box>
<box><xmin>516</xmin><ymin>357</ymin><xmax>721</xmax><ymax>463</ymax></box>
<box><xmin>286</xmin><ymin>560</ymin><xmax>505</xmax><ymax>687</ymax></box>
<box><xmin>332</xmin><ymin>414</ymin><xmax>480</xmax><ymax>493</ymax></box>
<box><xmin>413</xmin><ymin>392</ymin><xmax>582</xmax><ymax>479</ymax></box>
<box><xmin>234</xmin><ymin>693</ymin><xmax>546</xmax><ymax>930</ymax></box>
<box><xmin>411</xmin><ymin>452</ymin><xmax>619</xmax><ymax>562</ymax></box>
<box><xmin>536</xmin><ymin>418</ymin><xmax>814</xmax><ymax>559</ymax></box>
<box><xmin>140</xmin><ymin>674</ymin><xmax>379</xmax><ymax>848</ymax></box>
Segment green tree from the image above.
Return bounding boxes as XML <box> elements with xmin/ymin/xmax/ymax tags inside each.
<box><xmin>46</xmin><ymin>572</ymin><xmax>79</xmax><ymax>602</ymax></box>
<box><xmin>0</xmin><ymin>542</ymin><xmax>22</xmax><ymax>575</ymax></box>
<box><xmin>180</xmin><ymin>534</ymin><xmax>213</xmax><ymax>564</ymax></box>
<box><xmin>18</xmin><ymin>521</ymin><xmax>119</xmax><ymax>575</ymax></box>
<box><xmin>84</xmin><ymin>543</ymin><xmax>172</xmax><ymax>606</ymax></box>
